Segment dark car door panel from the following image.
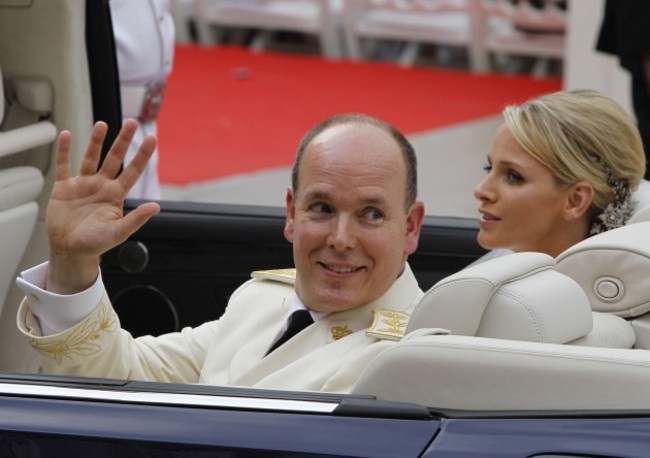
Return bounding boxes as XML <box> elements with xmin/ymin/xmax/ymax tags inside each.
<box><xmin>101</xmin><ymin>201</ymin><xmax>485</xmax><ymax>337</ymax></box>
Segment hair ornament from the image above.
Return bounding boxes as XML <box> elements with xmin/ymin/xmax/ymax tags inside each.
<box><xmin>589</xmin><ymin>157</ymin><xmax>636</xmax><ymax>235</ymax></box>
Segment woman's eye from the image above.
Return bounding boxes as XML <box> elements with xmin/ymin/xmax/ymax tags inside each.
<box><xmin>482</xmin><ymin>164</ymin><xmax>492</xmax><ymax>173</ymax></box>
<box><xmin>506</xmin><ymin>170</ymin><xmax>524</xmax><ymax>183</ymax></box>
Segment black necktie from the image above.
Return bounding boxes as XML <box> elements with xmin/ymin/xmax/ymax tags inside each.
<box><xmin>266</xmin><ymin>309</ymin><xmax>314</xmax><ymax>355</ymax></box>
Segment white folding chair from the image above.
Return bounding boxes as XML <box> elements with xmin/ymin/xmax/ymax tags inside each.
<box><xmin>342</xmin><ymin>0</ymin><xmax>487</xmax><ymax>70</ymax></box>
<box><xmin>193</xmin><ymin>0</ymin><xmax>343</xmax><ymax>58</ymax></box>
<box><xmin>170</xmin><ymin>0</ymin><xmax>196</xmax><ymax>43</ymax></box>
<box><xmin>479</xmin><ymin>0</ymin><xmax>568</xmax><ymax>76</ymax></box>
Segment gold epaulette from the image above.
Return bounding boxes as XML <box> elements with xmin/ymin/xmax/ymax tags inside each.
<box><xmin>365</xmin><ymin>309</ymin><xmax>410</xmax><ymax>341</ymax></box>
<box><xmin>251</xmin><ymin>268</ymin><xmax>296</xmax><ymax>285</ymax></box>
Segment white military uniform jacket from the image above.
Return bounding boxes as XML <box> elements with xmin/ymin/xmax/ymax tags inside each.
<box><xmin>17</xmin><ymin>264</ymin><xmax>423</xmax><ymax>393</ymax></box>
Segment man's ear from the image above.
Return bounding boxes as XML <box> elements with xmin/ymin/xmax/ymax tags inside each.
<box><xmin>564</xmin><ymin>181</ymin><xmax>594</xmax><ymax>221</ymax></box>
<box><xmin>405</xmin><ymin>201</ymin><xmax>425</xmax><ymax>255</ymax></box>
<box><xmin>284</xmin><ymin>187</ymin><xmax>295</xmax><ymax>243</ymax></box>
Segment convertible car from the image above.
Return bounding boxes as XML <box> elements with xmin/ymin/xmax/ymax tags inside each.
<box><xmin>1</xmin><ymin>0</ymin><xmax>650</xmax><ymax>456</ymax></box>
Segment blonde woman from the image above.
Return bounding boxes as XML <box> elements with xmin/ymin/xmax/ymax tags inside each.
<box><xmin>475</xmin><ymin>89</ymin><xmax>648</xmax><ymax>258</ymax></box>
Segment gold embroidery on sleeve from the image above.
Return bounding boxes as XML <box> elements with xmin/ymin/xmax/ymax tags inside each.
<box><xmin>29</xmin><ymin>303</ymin><xmax>118</xmax><ymax>364</ymax></box>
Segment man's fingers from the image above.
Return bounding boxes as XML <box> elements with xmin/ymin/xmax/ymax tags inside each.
<box><xmin>79</xmin><ymin>122</ymin><xmax>108</xmax><ymax>176</ymax></box>
<box><xmin>98</xmin><ymin>119</ymin><xmax>139</xmax><ymax>178</ymax></box>
<box><xmin>119</xmin><ymin>134</ymin><xmax>158</xmax><ymax>192</ymax></box>
<box><xmin>119</xmin><ymin>202</ymin><xmax>161</xmax><ymax>238</ymax></box>
<box><xmin>55</xmin><ymin>130</ymin><xmax>73</xmax><ymax>182</ymax></box>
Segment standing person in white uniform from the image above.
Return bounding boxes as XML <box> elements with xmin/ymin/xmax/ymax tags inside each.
<box><xmin>110</xmin><ymin>0</ymin><xmax>175</xmax><ymax>200</ymax></box>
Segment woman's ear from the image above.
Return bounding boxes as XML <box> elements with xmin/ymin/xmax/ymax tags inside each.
<box><xmin>564</xmin><ymin>181</ymin><xmax>594</xmax><ymax>221</ymax></box>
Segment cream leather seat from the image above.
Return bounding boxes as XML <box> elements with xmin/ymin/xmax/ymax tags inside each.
<box><xmin>353</xmin><ymin>242</ymin><xmax>646</xmax><ymax>409</ymax></box>
<box><xmin>556</xmin><ymin>221</ymin><xmax>650</xmax><ymax>348</ymax></box>
<box><xmin>352</xmin><ymin>242</ymin><xmax>650</xmax><ymax>411</ymax></box>
<box><xmin>0</xmin><ymin>67</ymin><xmax>46</xmax><ymax>318</ymax></box>
<box><xmin>352</xmin><ymin>333</ymin><xmax>650</xmax><ymax>410</ymax></box>
<box><xmin>354</xmin><ymin>226</ymin><xmax>650</xmax><ymax>410</ymax></box>
<box><xmin>0</xmin><ymin>167</ymin><xmax>43</xmax><ymax>309</ymax></box>
<box><xmin>628</xmin><ymin>180</ymin><xmax>650</xmax><ymax>224</ymax></box>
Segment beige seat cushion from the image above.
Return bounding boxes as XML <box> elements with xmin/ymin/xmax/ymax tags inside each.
<box><xmin>0</xmin><ymin>166</ymin><xmax>43</xmax><ymax>211</ymax></box>
<box><xmin>0</xmin><ymin>165</ymin><xmax>43</xmax><ymax>316</ymax></box>
<box><xmin>568</xmin><ymin>312</ymin><xmax>636</xmax><ymax>348</ymax></box>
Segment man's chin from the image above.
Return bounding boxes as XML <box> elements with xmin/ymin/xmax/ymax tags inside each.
<box><xmin>310</xmin><ymin>293</ymin><xmax>361</xmax><ymax>313</ymax></box>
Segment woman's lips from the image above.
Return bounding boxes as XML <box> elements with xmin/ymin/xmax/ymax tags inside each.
<box><xmin>478</xmin><ymin>210</ymin><xmax>501</xmax><ymax>226</ymax></box>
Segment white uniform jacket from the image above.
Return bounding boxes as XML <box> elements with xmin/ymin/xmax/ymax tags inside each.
<box><xmin>110</xmin><ymin>0</ymin><xmax>175</xmax><ymax>200</ymax></box>
<box><xmin>17</xmin><ymin>264</ymin><xmax>423</xmax><ymax>393</ymax></box>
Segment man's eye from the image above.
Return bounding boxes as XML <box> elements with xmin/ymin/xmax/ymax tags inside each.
<box><xmin>310</xmin><ymin>203</ymin><xmax>332</xmax><ymax>214</ymax></box>
<box><xmin>363</xmin><ymin>208</ymin><xmax>384</xmax><ymax>222</ymax></box>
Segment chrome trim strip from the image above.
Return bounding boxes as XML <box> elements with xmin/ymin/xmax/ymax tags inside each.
<box><xmin>0</xmin><ymin>383</ymin><xmax>337</xmax><ymax>413</ymax></box>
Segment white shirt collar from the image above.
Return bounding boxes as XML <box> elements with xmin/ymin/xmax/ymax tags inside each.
<box><xmin>289</xmin><ymin>294</ymin><xmax>329</xmax><ymax>322</ymax></box>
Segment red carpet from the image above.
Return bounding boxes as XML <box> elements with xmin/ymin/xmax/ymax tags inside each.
<box><xmin>158</xmin><ymin>45</ymin><xmax>562</xmax><ymax>184</ymax></box>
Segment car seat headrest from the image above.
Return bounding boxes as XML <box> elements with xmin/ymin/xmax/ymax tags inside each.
<box><xmin>407</xmin><ymin>251</ymin><xmax>593</xmax><ymax>343</ymax></box>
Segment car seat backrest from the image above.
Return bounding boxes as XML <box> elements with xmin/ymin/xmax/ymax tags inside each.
<box><xmin>555</xmin><ymin>221</ymin><xmax>650</xmax><ymax>318</ymax></box>
<box><xmin>352</xmin><ymin>334</ymin><xmax>650</xmax><ymax>410</ymax></box>
<box><xmin>628</xmin><ymin>204</ymin><xmax>650</xmax><ymax>224</ymax></box>
<box><xmin>628</xmin><ymin>180</ymin><xmax>650</xmax><ymax>224</ymax></box>
<box><xmin>556</xmin><ymin>220</ymin><xmax>650</xmax><ymax>349</ymax></box>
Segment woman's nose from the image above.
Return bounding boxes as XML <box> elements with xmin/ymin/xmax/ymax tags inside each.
<box><xmin>474</xmin><ymin>175</ymin><xmax>494</xmax><ymax>203</ymax></box>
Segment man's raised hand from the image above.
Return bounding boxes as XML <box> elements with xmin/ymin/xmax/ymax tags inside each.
<box><xmin>46</xmin><ymin>120</ymin><xmax>161</xmax><ymax>294</ymax></box>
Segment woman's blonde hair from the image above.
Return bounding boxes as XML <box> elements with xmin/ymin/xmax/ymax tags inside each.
<box><xmin>503</xmin><ymin>89</ymin><xmax>646</xmax><ymax>215</ymax></box>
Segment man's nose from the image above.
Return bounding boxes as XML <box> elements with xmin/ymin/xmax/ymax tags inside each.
<box><xmin>328</xmin><ymin>215</ymin><xmax>358</xmax><ymax>251</ymax></box>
